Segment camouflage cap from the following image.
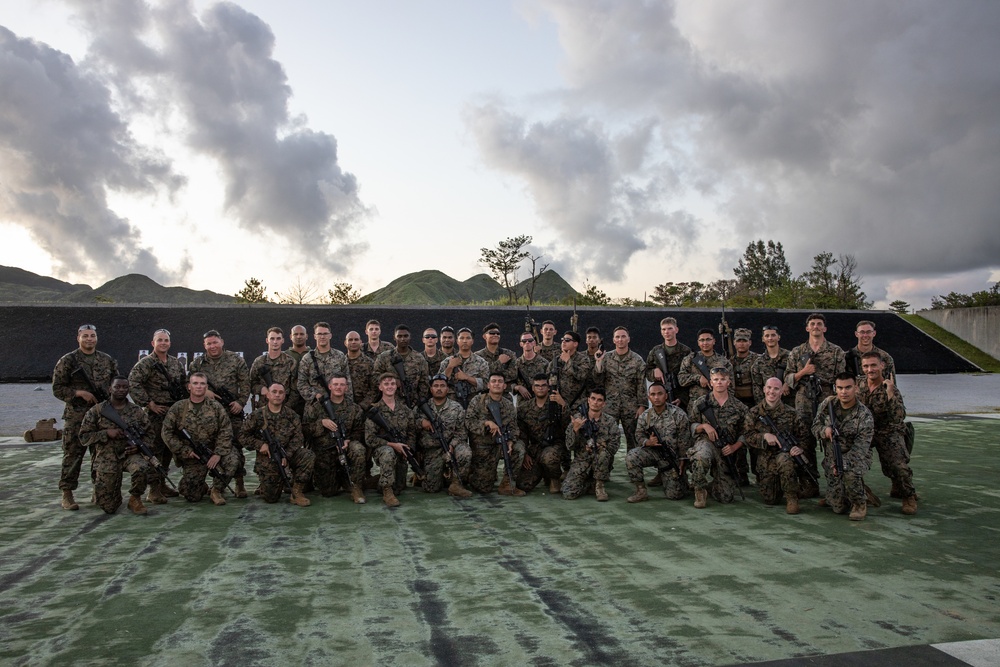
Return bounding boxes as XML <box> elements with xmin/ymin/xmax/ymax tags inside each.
<box><xmin>734</xmin><ymin>328</ymin><xmax>752</xmax><ymax>341</ymax></box>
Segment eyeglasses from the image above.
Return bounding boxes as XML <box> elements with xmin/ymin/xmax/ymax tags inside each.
<box><xmin>697</xmin><ymin>338</ymin><xmax>714</xmax><ymax>343</ymax></box>
<box><xmin>561</xmin><ymin>338</ymin><xmax>575</xmax><ymax>343</ymax></box>
<box><xmin>520</xmin><ymin>338</ymin><xmax>534</xmax><ymax>343</ymax></box>
<box><xmin>154</xmin><ymin>328</ymin><xmax>171</xmax><ymax>337</ymax></box>
<box><xmin>486</xmin><ymin>330</ymin><xmax>500</xmax><ymax>336</ymax></box>
<box><xmin>423</xmin><ymin>334</ymin><xmax>438</xmax><ymax>339</ymax></box>
<box><xmin>78</xmin><ymin>324</ymin><xmax>97</xmax><ymax>332</ymax></box>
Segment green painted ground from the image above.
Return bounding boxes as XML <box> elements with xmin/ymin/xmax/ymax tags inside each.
<box><xmin>2</xmin><ymin>419</ymin><xmax>999</xmax><ymax>667</ymax></box>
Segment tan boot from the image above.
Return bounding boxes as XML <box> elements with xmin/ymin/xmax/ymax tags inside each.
<box><xmin>448</xmin><ymin>478</ymin><xmax>473</xmax><ymax>498</ymax></box>
<box><xmin>549</xmin><ymin>478</ymin><xmax>562</xmax><ymax>494</ymax></box>
<box><xmin>785</xmin><ymin>494</ymin><xmax>800</xmax><ymax>515</ymax></box>
<box><xmin>349</xmin><ymin>484</ymin><xmax>367</xmax><ymax>504</ymax></box>
<box><xmin>498</xmin><ymin>476</ymin><xmax>526</xmax><ymax>497</ymax></box>
<box><xmin>160</xmin><ymin>481</ymin><xmax>179</xmax><ymax>498</ymax></box>
<box><xmin>864</xmin><ymin>485</ymin><xmax>882</xmax><ymax>508</ymax></box>
<box><xmin>146</xmin><ymin>483</ymin><xmax>168</xmax><ymax>505</ymax></box>
<box><xmin>627</xmin><ymin>483</ymin><xmax>648</xmax><ymax>504</ymax></box>
<box><xmin>901</xmin><ymin>495</ymin><xmax>918</xmax><ymax>515</ymax></box>
<box><xmin>694</xmin><ymin>488</ymin><xmax>708</xmax><ymax>509</ymax></box>
<box><xmin>649</xmin><ymin>471</ymin><xmax>663</xmax><ymax>487</ymax></box>
<box><xmin>60</xmin><ymin>490</ymin><xmax>79</xmax><ymax>511</ymax></box>
<box><xmin>289</xmin><ymin>483</ymin><xmax>311</xmax><ymax>507</ymax></box>
<box><xmin>234</xmin><ymin>476</ymin><xmax>248</xmax><ymax>499</ymax></box>
<box><xmin>595</xmin><ymin>480</ymin><xmax>609</xmax><ymax>502</ymax></box>
<box><xmin>210</xmin><ymin>487</ymin><xmax>226</xmax><ymax>506</ymax></box>
<box><xmin>127</xmin><ymin>494</ymin><xmax>148</xmax><ymax>515</ymax></box>
<box><xmin>849</xmin><ymin>503</ymin><xmax>867</xmax><ymax>521</ymax></box>
<box><xmin>383</xmin><ymin>487</ymin><xmax>400</xmax><ymax>507</ymax></box>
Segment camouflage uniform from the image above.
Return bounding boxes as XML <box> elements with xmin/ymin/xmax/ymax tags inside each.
<box><xmin>812</xmin><ymin>397</ymin><xmax>874</xmax><ymax>514</ymax></box>
<box><xmin>678</xmin><ymin>351</ymin><xmax>732</xmax><ymax>404</ymax></box>
<box><xmin>785</xmin><ymin>341</ymin><xmax>846</xmax><ymax>487</ymax></box>
<box><xmin>364</xmin><ymin>399</ymin><xmax>416</xmax><ymax>494</ymax></box>
<box><xmin>240</xmin><ymin>406</ymin><xmax>315</xmax><ymax>503</ymax></box>
<box><xmin>846</xmin><ymin>345</ymin><xmax>896</xmax><ymax>381</ymax></box>
<box><xmin>536</xmin><ymin>341</ymin><xmax>559</xmax><ymax>362</ymax></box>
<box><xmin>373</xmin><ymin>349</ymin><xmax>429</xmax><ymax>408</ymax></box>
<box><xmin>730</xmin><ymin>352</ymin><xmax>759</xmax><ymax>408</ymax></box>
<box><xmin>128</xmin><ymin>352</ymin><xmax>186</xmax><ymax>473</ymax></box>
<box><xmin>687</xmin><ymin>394</ymin><xmax>748</xmax><ymax>503</ymax></box>
<box><xmin>858</xmin><ymin>382</ymin><xmax>914</xmax><ymax>498</ymax></box>
<box><xmin>364</xmin><ymin>341</ymin><xmax>395</xmax><ymax>359</ymax></box>
<box><xmin>285</xmin><ymin>346</ymin><xmax>310</xmax><ymax>413</ymax></box>
<box><xmin>79</xmin><ymin>401</ymin><xmax>157</xmax><ymax>513</ymax></box>
<box><xmin>346</xmin><ymin>353</ymin><xmax>377</xmax><ymax>411</ymax></box>
<box><xmin>561</xmin><ymin>410</ymin><xmax>620</xmax><ymax>499</ymax></box>
<box><xmin>516</xmin><ymin>396</ymin><xmax>565</xmax><ymax>491</ymax></box>
<box><xmin>250</xmin><ymin>351</ymin><xmax>300</xmax><ymax>413</ymax></box>
<box><xmin>190</xmin><ymin>350</ymin><xmax>250</xmax><ymax>478</ymax></box>
<box><xmin>513</xmin><ymin>355</ymin><xmax>549</xmax><ymax>396</ymax></box>
<box><xmin>417</xmin><ymin>398</ymin><xmax>472</xmax><ymax>493</ymax></box>
<box><xmin>297</xmin><ymin>348</ymin><xmax>353</xmax><ymax>406</ymax></box>
<box><xmin>422</xmin><ymin>349</ymin><xmax>446</xmax><ymax>380</ymax></box>
<box><xmin>52</xmin><ymin>349</ymin><xmax>119</xmax><ymax>492</ymax></box>
<box><xmin>594</xmin><ymin>350</ymin><xmax>646</xmax><ymax>451</ymax></box>
<box><xmin>645</xmin><ymin>342</ymin><xmax>692</xmax><ymax>408</ymax></box>
<box><xmin>161</xmin><ymin>398</ymin><xmax>238</xmax><ymax>502</ymax></box>
<box><xmin>438</xmin><ymin>353</ymin><xmax>488</xmax><ymax>407</ymax></box>
<box><xmin>465</xmin><ymin>394</ymin><xmax>526</xmax><ymax>493</ymax></box>
<box><xmin>475</xmin><ymin>346</ymin><xmax>518</xmax><ymax>387</ymax></box>
<box><xmin>751</xmin><ymin>348</ymin><xmax>792</xmax><ymax>405</ymax></box>
<box><xmin>626</xmin><ymin>404</ymin><xmax>692</xmax><ymax>499</ymax></box>
<box><xmin>547</xmin><ymin>352</ymin><xmax>593</xmax><ymax>411</ymax></box>
<box><xmin>303</xmin><ymin>398</ymin><xmax>367</xmax><ymax>496</ymax></box>
<box><xmin>743</xmin><ymin>400</ymin><xmax>803</xmax><ymax>505</ymax></box>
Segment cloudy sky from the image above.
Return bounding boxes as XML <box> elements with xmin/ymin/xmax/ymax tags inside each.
<box><xmin>2</xmin><ymin>0</ymin><xmax>998</xmax><ymax>308</ymax></box>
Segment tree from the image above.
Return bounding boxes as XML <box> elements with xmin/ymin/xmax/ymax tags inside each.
<box><xmin>274</xmin><ymin>276</ymin><xmax>321</xmax><ymax>304</ymax></box>
<box><xmin>328</xmin><ymin>282</ymin><xmax>361</xmax><ymax>305</ymax></box>
<box><xmin>733</xmin><ymin>240</ymin><xmax>791</xmax><ymax>307</ymax></box>
<box><xmin>931</xmin><ymin>282</ymin><xmax>1000</xmax><ymax>309</ymax></box>
<box><xmin>834</xmin><ymin>254</ymin><xmax>873</xmax><ymax>310</ymax></box>
<box><xmin>577</xmin><ymin>280</ymin><xmax>611</xmax><ymax>306</ymax></box>
<box><xmin>889</xmin><ymin>300</ymin><xmax>910</xmax><ymax>314</ymax></box>
<box><xmin>802</xmin><ymin>252</ymin><xmax>838</xmax><ymax>308</ymax></box>
<box><xmin>234</xmin><ymin>277</ymin><xmax>270</xmax><ymax>303</ymax></box>
<box><xmin>480</xmin><ymin>235</ymin><xmax>531</xmax><ymax>305</ymax></box>
<box><xmin>801</xmin><ymin>252</ymin><xmax>871</xmax><ymax>309</ymax></box>
<box><xmin>521</xmin><ymin>251</ymin><xmax>549</xmax><ymax>306</ymax></box>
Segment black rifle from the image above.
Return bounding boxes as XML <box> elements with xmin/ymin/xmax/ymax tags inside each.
<box><xmin>178</xmin><ymin>428</ymin><xmax>235</xmax><ymax>494</ymax></box>
<box><xmin>845</xmin><ymin>349</ymin><xmax>862</xmax><ymax>377</ymax></box>
<box><xmin>696</xmin><ymin>402</ymin><xmax>746</xmax><ymax>500</ymax></box>
<box><xmin>391</xmin><ymin>354</ymin><xmax>416</xmax><ymax>407</ymax></box>
<box><xmin>71</xmin><ymin>361</ymin><xmax>110</xmax><ymax>403</ymax></box>
<box><xmin>486</xmin><ymin>399</ymin><xmax>518</xmax><ymax>491</ymax></box>
<box><xmin>524</xmin><ymin>306</ymin><xmax>541</xmax><ymax>341</ymax></box>
<box><xmin>719</xmin><ymin>297</ymin><xmax>735</xmax><ymax>358</ymax></box>
<box><xmin>757</xmin><ymin>413</ymin><xmax>819</xmax><ymax>486</ymax></box>
<box><xmin>99</xmin><ymin>403</ymin><xmax>177</xmax><ymax>490</ymax></box>
<box><xmin>826</xmin><ymin>400</ymin><xmax>846</xmax><ymax>477</ymax></box>
<box><xmin>153</xmin><ymin>360</ymin><xmax>187</xmax><ymax>402</ymax></box>
<box><xmin>800</xmin><ymin>351</ymin><xmax>824</xmax><ymax>418</ymax></box>
<box><xmin>692</xmin><ymin>353</ymin><xmax>714</xmax><ymax>384</ymax></box>
<box><xmin>366</xmin><ymin>407</ymin><xmax>425</xmax><ymax>477</ymax></box>
<box><xmin>652</xmin><ymin>347</ymin><xmax>678</xmax><ymax>403</ymax></box>
<box><xmin>259</xmin><ymin>427</ymin><xmax>294</xmax><ymax>491</ymax></box>
<box><xmin>208</xmin><ymin>381</ymin><xmax>245</xmax><ymax>421</ymax></box>
<box><xmin>575</xmin><ymin>403</ymin><xmax>599</xmax><ymax>452</ymax></box>
<box><xmin>418</xmin><ymin>401</ymin><xmax>464</xmax><ymax>485</ymax></box>
<box><xmin>545</xmin><ymin>359</ymin><xmax>564</xmax><ymax>446</ymax></box>
<box><xmin>320</xmin><ymin>399</ymin><xmax>356</xmax><ymax>489</ymax></box>
<box><xmin>646</xmin><ymin>424</ymin><xmax>684</xmax><ymax>477</ymax></box>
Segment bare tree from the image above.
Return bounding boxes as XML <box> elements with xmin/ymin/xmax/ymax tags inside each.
<box><xmin>274</xmin><ymin>276</ymin><xmax>322</xmax><ymax>304</ymax></box>
<box><xmin>522</xmin><ymin>251</ymin><xmax>549</xmax><ymax>306</ymax></box>
<box><xmin>480</xmin><ymin>235</ymin><xmax>530</xmax><ymax>305</ymax></box>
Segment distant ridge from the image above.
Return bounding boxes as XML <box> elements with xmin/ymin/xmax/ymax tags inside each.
<box><xmin>359</xmin><ymin>269</ymin><xmax>580</xmax><ymax>305</ymax></box>
<box><xmin>0</xmin><ymin>266</ymin><xmax>233</xmax><ymax>304</ymax></box>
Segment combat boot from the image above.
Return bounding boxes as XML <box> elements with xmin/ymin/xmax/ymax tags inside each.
<box><xmin>146</xmin><ymin>484</ymin><xmax>168</xmax><ymax>505</ymax></box>
<box><xmin>447</xmin><ymin>478</ymin><xmax>473</xmax><ymax>498</ymax></box>
<box><xmin>864</xmin><ymin>484</ymin><xmax>882</xmax><ymax>508</ymax></box>
<box><xmin>548</xmin><ymin>478</ymin><xmax>561</xmax><ymax>494</ymax></box>
<box><xmin>849</xmin><ymin>503</ymin><xmax>867</xmax><ymax>521</ymax></box>
<box><xmin>890</xmin><ymin>479</ymin><xmax>904</xmax><ymax>499</ymax></box>
<box><xmin>160</xmin><ymin>481</ymin><xmax>179</xmax><ymax>498</ymax></box>
<box><xmin>649</xmin><ymin>471</ymin><xmax>663</xmax><ymax>487</ymax></box>
<box><xmin>60</xmin><ymin>490</ymin><xmax>79</xmax><ymax>511</ymax></box>
<box><xmin>595</xmin><ymin>480</ymin><xmax>609</xmax><ymax>502</ymax></box>
<box><xmin>234</xmin><ymin>476</ymin><xmax>248</xmax><ymax>499</ymax></box>
<box><xmin>693</xmin><ymin>488</ymin><xmax>708</xmax><ymax>509</ymax></box>
<box><xmin>498</xmin><ymin>477</ymin><xmax>526</xmax><ymax>497</ymax></box>
<box><xmin>289</xmin><ymin>483</ymin><xmax>311</xmax><ymax>507</ymax></box>
<box><xmin>901</xmin><ymin>495</ymin><xmax>918</xmax><ymax>515</ymax></box>
<box><xmin>785</xmin><ymin>494</ymin><xmax>800</xmax><ymax>515</ymax></box>
<box><xmin>382</xmin><ymin>487</ymin><xmax>400</xmax><ymax>507</ymax></box>
<box><xmin>350</xmin><ymin>484</ymin><xmax>367</xmax><ymax>504</ymax></box>
<box><xmin>627</xmin><ymin>483</ymin><xmax>648</xmax><ymax>504</ymax></box>
<box><xmin>210</xmin><ymin>487</ymin><xmax>226</xmax><ymax>506</ymax></box>
<box><xmin>127</xmin><ymin>494</ymin><xmax>148</xmax><ymax>515</ymax></box>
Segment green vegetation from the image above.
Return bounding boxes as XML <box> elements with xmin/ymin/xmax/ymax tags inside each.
<box><xmin>931</xmin><ymin>281</ymin><xmax>1000</xmax><ymax>309</ymax></box>
<box><xmin>901</xmin><ymin>314</ymin><xmax>1000</xmax><ymax>372</ymax></box>
<box><xmin>234</xmin><ymin>277</ymin><xmax>270</xmax><ymax>303</ymax></box>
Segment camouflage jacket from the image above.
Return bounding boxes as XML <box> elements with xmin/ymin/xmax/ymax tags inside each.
<box><xmin>52</xmin><ymin>349</ymin><xmax>120</xmax><ymax>418</ymax></box>
<box><xmin>189</xmin><ymin>350</ymin><xmax>250</xmax><ymax>408</ymax></box>
<box><xmin>439</xmin><ymin>353</ymin><xmax>489</xmax><ymax>403</ymax></box>
<box><xmin>346</xmin><ymin>353</ymin><xmax>377</xmax><ymax>410</ymax></box>
<box><xmin>465</xmin><ymin>394</ymin><xmax>519</xmax><ymax>448</ymax></box>
<box><xmin>594</xmin><ymin>349</ymin><xmax>646</xmax><ymax>417</ymax></box>
<box><xmin>363</xmin><ymin>341</ymin><xmax>395</xmax><ymax>359</ymax></box>
<box><xmin>846</xmin><ymin>345</ymin><xmax>896</xmax><ymax>381</ymax></box>
<box><xmin>742</xmin><ymin>400</ymin><xmax>803</xmax><ymax>451</ymax></box>
<box><xmin>785</xmin><ymin>340</ymin><xmax>846</xmax><ymax>397</ymax></box>
<box><xmin>636</xmin><ymin>404</ymin><xmax>692</xmax><ymax>458</ymax></box>
<box><xmin>547</xmin><ymin>351</ymin><xmax>593</xmax><ymax>410</ymax></box>
<box><xmin>750</xmin><ymin>348</ymin><xmax>791</xmax><ymax>404</ymax></box>
<box><xmin>475</xmin><ymin>346</ymin><xmax>518</xmax><ymax>385</ymax></box>
<box><xmin>688</xmin><ymin>393</ymin><xmax>749</xmax><ymax>446</ymax></box>
<box><xmin>730</xmin><ymin>352</ymin><xmax>759</xmax><ymax>402</ymax></box>
<box><xmin>303</xmin><ymin>397</ymin><xmax>365</xmax><ymax>447</ymax></box>
<box><xmin>422</xmin><ymin>349</ymin><xmax>446</xmax><ymax>378</ymax></box>
<box><xmin>162</xmin><ymin>398</ymin><xmax>234</xmax><ymax>458</ymax></box>
<box><xmin>373</xmin><ymin>349</ymin><xmax>429</xmax><ymax>408</ymax></box>
<box><xmin>536</xmin><ymin>342</ymin><xmax>559</xmax><ymax>362</ymax></box>
<box><xmin>565</xmin><ymin>410</ymin><xmax>619</xmax><ymax>454</ymax></box>
<box><xmin>364</xmin><ymin>399</ymin><xmax>417</xmax><ymax>452</ymax></box>
<box><xmin>128</xmin><ymin>353</ymin><xmax>186</xmax><ymax>407</ymax></box>
<box><xmin>249</xmin><ymin>352</ymin><xmax>298</xmax><ymax>404</ymax></box>
<box><xmin>240</xmin><ymin>405</ymin><xmax>305</xmax><ymax>455</ymax></box>
<box><xmin>645</xmin><ymin>342</ymin><xmax>692</xmax><ymax>404</ymax></box>
<box><xmin>513</xmin><ymin>354</ymin><xmax>549</xmax><ymax>393</ymax></box>
<box><xmin>517</xmin><ymin>397</ymin><xmax>558</xmax><ymax>453</ymax></box>
<box><xmin>297</xmin><ymin>348</ymin><xmax>353</xmax><ymax>405</ymax></box>
<box><xmin>417</xmin><ymin>398</ymin><xmax>468</xmax><ymax>452</ymax></box>
<box><xmin>678</xmin><ymin>351</ymin><xmax>732</xmax><ymax>403</ymax></box>
<box><xmin>812</xmin><ymin>397</ymin><xmax>873</xmax><ymax>463</ymax></box>
<box><xmin>858</xmin><ymin>382</ymin><xmax>906</xmax><ymax>436</ymax></box>
<box><xmin>80</xmin><ymin>400</ymin><xmax>152</xmax><ymax>458</ymax></box>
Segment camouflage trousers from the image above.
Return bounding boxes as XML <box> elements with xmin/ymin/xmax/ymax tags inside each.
<box><xmin>687</xmin><ymin>440</ymin><xmax>738</xmax><ymax>503</ymax></box>
<box><xmin>517</xmin><ymin>444</ymin><xmax>563</xmax><ymax>491</ymax></box>
<box><xmin>144</xmin><ymin>408</ymin><xmax>177</xmax><ymax>473</ymax></box>
<box><xmin>755</xmin><ymin>450</ymin><xmax>800</xmax><ymax>505</ymax></box>
<box><xmin>230</xmin><ymin>415</ymin><xmax>247</xmax><ymax>478</ymax></box>
<box><xmin>562</xmin><ymin>440</ymin><xmax>620</xmax><ymax>500</ymax></box>
<box><xmin>870</xmin><ymin>431</ymin><xmax>915</xmax><ymax>498</ymax></box>
<box><xmin>793</xmin><ymin>392</ymin><xmax>824</xmax><ymax>491</ymax></box>
<box><xmin>312</xmin><ymin>440</ymin><xmax>367</xmax><ymax>497</ymax></box>
<box><xmin>609</xmin><ymin>411</ymin><xmax>639</xmax><ymax>452</ymax></box>
<box><xmin>625</xmin><ymin>446</ymin><xmax>690</xmax><ymax>500</ymax></box>
<box><xmin>469</xmin><ymin>440</ymin><xmax>526</xmax><ymax>494</ymax></box>
<box><xmin>372</xmin><ymin>445</ymin><xmax>409</xmax><ymax>494</ymax></box>
<box><xmin>822</xmin><ymin>447</ymin><xmax>869</xmax><ymax>514</ymax></box>
<box><xmin>253</xmin><ymin>447</ymin><xmax>315</xmax><ymax>503</ymax></box>
<box><xmin>93</xmin><ymin>448</ymin><xmax>156</xmax><ymax>514</ymax></box>
<box><xmin>177</xmin><ymin>450</ymin><xmax>240</xmax><ymax>502</ymax></box>
<box><xmin>58</xmin><ymin>412</ymin><xmax>94</xmax><ymax>491</ymax></box>
<box><xmin>419</xmin><ymin>443</ymin><xmax>472</xmax><ymax>493</ymax></box>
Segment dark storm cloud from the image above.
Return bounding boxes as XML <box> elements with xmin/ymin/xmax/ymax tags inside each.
<box><xmin>0</xmin><ymin>26</ymin><xmax>183</xmax><ymax>283</ymax></box>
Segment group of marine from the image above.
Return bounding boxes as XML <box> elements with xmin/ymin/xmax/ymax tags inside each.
<box><xmin>50</xmin><ymin>313</ymin><xmax>916</xmax><ymax>522</ymax></box>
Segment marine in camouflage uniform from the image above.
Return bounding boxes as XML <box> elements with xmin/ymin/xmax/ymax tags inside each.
<box><xmin>728</xmin><ymin>327</ymin><xmax>758</xmax><ymax>484</ymax></box>
<box><xmin>240</xmin><ymin>384</ymin><xmax>314</xmax><ymax>506</ymax></box>
<box><xmin>857</xmin><ymin>353</ymin><xmax>916</xmax><ymax>514</ymax></box>
<box><xmin>363</xmin><ymin>320</ymin><xmax>395</xmax><ymax>359</ymax></box>
<box><xmin>475</xmin><ymin>323</ymin><xmax>518</xmax><ymax>391</ymax></box>
<box><xmin>52</xmin><ymin>324</ymin><xmax>119</xmax><ymax>509</ymax></box>
<box><xmin>465</xmin><ymin>374</ymin><xmax>526</xmax><ymax>496</ymax></box>
<box><xmin>161</xmin><ymin>373</ymin><xmax>239</xmax><ymax>505</ymax></box>
<box><xmin>512</xmin><ymin>333</ymin><xmax>549</xmax><ymax>402</ymax></box>
<box><xmin>687</xmin><ymin>369</ymin><xmax>748</xmax><ymax>507</ymax></box>
<box><xmin>416</xmin><ymin>375</ymin><xmax>473</xmax><ymax>496</ymax></box>
<box><xmin>439</xmin><ymin>328</ymin><xmax>489</xmax><ymax>408</ymax></box>
<box><xmin>645</xmin><ymin>317</ymin><xmax>692</xmax><ymax>409</ymax></box>
<box><xmin>812</xmin><ymin>374</ymin><xmax>874</xmax><ymax>520</ymax></box>
<box><xmin>373</xmin><ymin>326</ymin><xmax>430</xmax><ymax>408</ymax></box>
<box><xmin>420</xmin><ymin>328</ymin><xmax>446</xmax><ymax>382</ymax></box>
<box><xmin>297</xmin><ymin>323</ymin><xmax>353</xmax><ymax>406</ymax></box>
<box><xmin>750</xmin><ymin>325</ymin><xmax>792</xmax><ymax>406</ymax></box>
<box><xmin>742</xmin><ymin>377</ymin><xmax>807</xmax><ymax>513</ymax></box>
<box><xmin>678</xmin><ymin>329</ymin><xmax>733</xmax><ymax>405</ymax></box>
<box><xmin>285</xmin><ymin>325</ymin><xmax>311</xmax><ymax>413</ymax></box>
<box><xmin>516</xmin><ymin>374</ymin><xmax>567</xmax><ymax>492</ymax></box>
<box><xmin>785</xmin><ymin>314</ymin><xmax>846</xmax><ymax>494</ymax></box>
<box><xmin>364</xmin><ymin>374</ymin><xmax>418</xmax><ymax>506</ymax></box>
<box><xmin>345</xmin><ymin>330</ymin><xmax>377</xmax><ymax>411</ymax></box>
<box><xmin>535</xmin><ymin>320</ymin><xmax>559</xmax><ymax>362</ymax></box>
<box><xmin>594</xmin><ymin>327</ymin><xmax>647</xmax><ymax>452</ymax></box>
<box><xmin>303</xmin><ymin>376</ymin><xmax>367</xmax><ymax>501</ymax></box>
<box><xmin>79</xmin><ymin>378</ymin><xmax>159</xmax><ymax>515</ymax></box>
<box><xmin>128</xmin><ymin>328</ymin><xmax>186</xmax><ymax>501</ymax></box>
<box><xmin>561</xmin><ymin>388</ymin><xmax>621</xmax><ymax>501</ymax></box>
<box><xmin>626</xmin><ymin>382</ymin><xmax>693</xmax><ymax>502</ymax></box>
<box><xmin>546</xmin><ymin>331</ymin><xmax>593</xmax><ymax>412</ymax></box>
<box><xmin>250</xmin><ymin>327</ymin><xmax>300</xmax><ymax>413</ymax></box>
<box><xmin>845</xmin><ymin>320</ymin><xmax>896</xmax><ymax>382</ymax></box>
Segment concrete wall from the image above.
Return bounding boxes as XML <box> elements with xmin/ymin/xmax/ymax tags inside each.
<box><xmin>918</xmin><ymin>306</ymin><xmax>1000</xmax><ymax>362</ymax></box>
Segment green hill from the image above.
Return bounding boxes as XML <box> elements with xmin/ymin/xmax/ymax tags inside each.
<box><xmin>516</xmin><ymin>270</ymin><xmax>578</xmax><ymax>303</ymax></box>
<box><xmin>0</xmin><ymin>266</ymin><xmax>91</xmax><ymax>302</ymax></box>
<box><xmin>359</xmin><ymin>269</ymin><xmax>579</xmax><ymax>305</ymax></box>
<box><xmin>75</xmin><ymin>274</ymin><xmax>235</xmax><ymax>304</ymax></box>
